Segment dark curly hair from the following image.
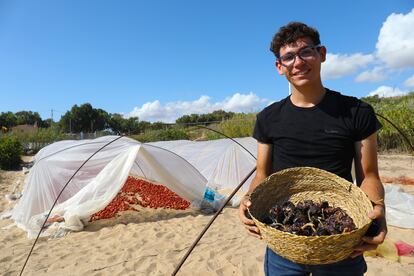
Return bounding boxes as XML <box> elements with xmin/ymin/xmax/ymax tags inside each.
<box><xmin>270</xmin><ymin>22</ymin><xmax>321</xmax><ymax>58</ymax></box>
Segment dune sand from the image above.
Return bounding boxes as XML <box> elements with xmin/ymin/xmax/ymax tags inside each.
<box><xmin>0</xmin><ymin>154</ymin><xmax>413</xmax><ymax>275</ymax></box>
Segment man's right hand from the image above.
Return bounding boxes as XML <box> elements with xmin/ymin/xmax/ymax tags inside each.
<box><xmin>239</xmin><ymin>195</ymin><xmax>262</xmax><ymax>239</ymax></box>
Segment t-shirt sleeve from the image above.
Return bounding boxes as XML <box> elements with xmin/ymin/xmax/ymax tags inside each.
<box><xmin>253</xmin><ymin>112</ymin><xmax>272</xmax><ymax>144</ymax></box>
<box><xmin>353</xmin><ymin>101</ymin><xmax>382</xmax><ymax>141</ymax></box>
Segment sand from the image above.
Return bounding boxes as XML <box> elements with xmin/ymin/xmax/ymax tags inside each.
<box><xmin>0</xmin><ymin>154</ymin><xmax>413</xmax><ymax>276</ymax></box>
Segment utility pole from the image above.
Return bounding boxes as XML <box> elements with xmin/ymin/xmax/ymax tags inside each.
<box><xmin>51</xmin><ymin>109</ymin><xmax>54</xmax><ymax>123</ymax></box>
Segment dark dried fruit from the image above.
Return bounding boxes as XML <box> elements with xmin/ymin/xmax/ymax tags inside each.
<box><xmin>264</xmin><ymin>200</ymin><xmax>356</xmax><ymax>236</ymax></box>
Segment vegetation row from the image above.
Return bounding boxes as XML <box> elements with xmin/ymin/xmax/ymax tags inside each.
<box><xmin>0</xmin><ymin>93</ymin><xmax>412</xmax><ymax>170</ymax></box>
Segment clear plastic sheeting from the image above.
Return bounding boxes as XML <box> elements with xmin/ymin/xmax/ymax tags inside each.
<box><xmin>12</xmin><ymin>136</ymin><xmax>208</xmax><ymax>238</ymax></box>
<box><xmin>384</xmin><ymin>184</ymin><xmax>414</xmax><ymax>229</ymax></box>
<box><xmin>12</xmin><ymin>136</ymin><xmax>258</xmax><ymax>238</ymax></box>
<box><xmin>149</xmin><ymin>138</ymin><xmax>257</xmax><ymax>207</ymax></box>
<box><xmin>149</xmin><ymin>137</ymin><xmax>257</xmax><ymax>192</ymax></box>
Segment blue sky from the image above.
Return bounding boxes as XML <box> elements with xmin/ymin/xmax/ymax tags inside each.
<box><xmin>1</xmin><ymin>1</ymin><xmax>413</xmax><ymax>122</ymax></box>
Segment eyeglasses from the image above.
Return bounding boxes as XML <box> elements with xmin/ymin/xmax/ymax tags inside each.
<box><xmin>278</xmin><ymin>45</ymin><xmax>322</xmax><ymax>67</ymax></box>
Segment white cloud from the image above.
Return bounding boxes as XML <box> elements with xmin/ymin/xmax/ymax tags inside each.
<box><xmin>321</xmin><ymin>9</ymin><xmax>414</xmax><ymax>81</ymax></box>
<box><xmin>376</xmin><ymin>9</ymin><xmax>414</xmax><ymax>68</ymax></box>
<box><xmin>127</xmin><ymin>93</ymin><xmax>267</xmax><ymax>122</ymax></box>
<box><xmin>355</xmin><ymin>67</ymin><xmax>387</xmax><ymax>83</ymax></box>
<box><xmin>321</xmin><ymin>53</ymin><xmax>374</xmax><ymax>79</ymax></box>
<box><xmin>367</xmin><ymin>85</ymin><xmax>408</xmax><ymax>98</ymax></box>
<box><xmin>221</xmin><ymin>93</ymin><xmax>263</xmax><ymax>110</ymax></box>
<box><xmin>404</xmin><ymin>74</ymin><xmax>414</xmax><ymax>88</ymax></box>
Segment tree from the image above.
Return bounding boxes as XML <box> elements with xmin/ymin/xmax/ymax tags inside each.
<box><xmin>59</xmin><ymin>103</ymin><xmax>110</xmax><ymax>133</ymax></box>
<box><xmin>123</xmin><ymin>117</ymin><xmax>140</xmax><ymax>134</ymax></box>
<box><xmin>176</xmin><ymin>115</ymin><xmax>191</xmax><ymax>125</ymax></box>
<box><xmin>175</xmin><ymin>110</ymin><xmax>236</xmax><ymax>125</ymax></box>
<box><xmin>107</xmin><ymin>114</ymin><xmax>141</xmax><ymax>134</ymax></box>
<box><xmin>41</xmin><ymin>118</ymin><xmax>53</xmax><ymax>128</ymax></box>
<box><xmin>137</xmin><ymin>121</ymin><xmax>151</xmax><ymax>133</ymax></box>
<box><xmin>94</xmin><ymin>108</ymin><xmax>110</xmax><ymax>131</ymax></box>
<box><xmin>0</xmin><ymin>112</ymin><xmax>17</xmax><ymax>128</ymax></box>
<box><xmin>108</xmin><ymin>113</ymin><xmax>125</xmax><ymax>134</ymax></box>
<box><xmin>150</xmin><ymin>121</ymin><xmax>165</xmax><ymax>130</ymax></box>
<box><xmin>15</xmin><ymin>111</ymin><xmax>42</xmax><ymax>126</ymax></box>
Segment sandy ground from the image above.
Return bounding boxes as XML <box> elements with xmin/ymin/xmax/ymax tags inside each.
<box><xmin>0</xmin><ymin>154</ymin><xmax>413</xmax><ymax>276</ymax></box>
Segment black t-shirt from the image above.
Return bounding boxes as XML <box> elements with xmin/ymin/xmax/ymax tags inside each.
<box><xmin>253</xmin><ymin>89</ymin><xmax>382</xmax><ymax>182</ymax></box>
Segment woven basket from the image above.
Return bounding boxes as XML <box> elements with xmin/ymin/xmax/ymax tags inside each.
<box><xmin>248</xmin><ymin>167</ymin><xmax>373</xmax><ymax>265</ymax></box>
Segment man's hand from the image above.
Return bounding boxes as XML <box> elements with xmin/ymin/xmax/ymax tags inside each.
<box><xmin>238</xmin><ymin>195</ymin><xmax>262</xmax><ymax>239</ymax></box>
<box><xmin>351</xmin><ymin>204</ymin><xmax>387</xmax><ymax>258</ymax></box>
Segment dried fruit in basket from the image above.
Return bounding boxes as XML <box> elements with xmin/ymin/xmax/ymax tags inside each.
<box><xmin>264</xmin><ymin>200</ymin><xmax>356</xmax><ymax>236</ymax></box>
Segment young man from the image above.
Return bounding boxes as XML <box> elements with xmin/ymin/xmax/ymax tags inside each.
<box><xmin>239</xmin><ymin>22</ymin><xmax>387</xmax><ymax>275</ymax></box>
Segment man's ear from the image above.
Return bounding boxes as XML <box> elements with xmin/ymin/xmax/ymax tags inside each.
<box><xmin>319</xmin><ymin>46</ymin><xmax>327</xmax><ymax>63</ymax></box>
<box><xmin>275</xmin><ymin>60</ymin><xmax>284</xmax><ymax>75</ymax></box>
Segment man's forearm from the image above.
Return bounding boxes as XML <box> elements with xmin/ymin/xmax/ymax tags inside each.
<box><xmin>360</xmin><ymin>175</ymin><xmax>385</xmax><ymax>205</ymax></box>
<box><xmin>246</xmin><ymin>173</ymin><xmax>268</xmax><ymax>196</ymax></box>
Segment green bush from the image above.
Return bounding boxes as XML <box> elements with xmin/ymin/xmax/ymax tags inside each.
<box><xmin>14</xmin><ymin>127</ymin><xmax>67</xmax><ymax>154</ymax></box>
<box><xmin>0</xmin><ymin>136</ymin><xmax>22</xmax><ymax>170</ymax></box>
<box><xmin>217</xmin><ymin>113</ymin><xmax>256</xmax><ymax>138</ymax></box>
<box><xmin>205</xmin><ymin>130</ymin><xmax>223</xmax><ymax>140</ymax></box>
<box><xmin>363</xmin><ymin>93</ymin><xmax>414</xmax><ymax>153</ymax></box>
<box><xmin>131</xmin><ymin>127</ymin><xmax>189</xmax><ymax>143</ymax></box>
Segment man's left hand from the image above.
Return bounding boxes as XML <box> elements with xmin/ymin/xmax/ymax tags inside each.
<box><xmin>351</xmin><ymin>204</ymin><xmax>387</xmax><ymax>258</ymax></box>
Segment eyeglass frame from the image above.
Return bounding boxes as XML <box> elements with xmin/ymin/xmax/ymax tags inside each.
<box><xmin>277</xmin><ymin>44</ymin><xmax>323</xmax><ymax>67</ymax></box>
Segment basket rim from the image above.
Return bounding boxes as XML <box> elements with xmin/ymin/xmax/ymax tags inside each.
<box><xmin>255</xmin><ymin>166</ymin><xmax>357</xmax><ymax>190</ymax></box>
